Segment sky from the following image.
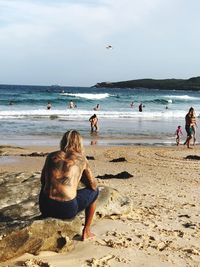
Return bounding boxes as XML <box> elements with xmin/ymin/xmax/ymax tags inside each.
<box><xmin>0</xmin><ymin>0</ymin><xmax>200</xmax><ymax>86</ymax></box>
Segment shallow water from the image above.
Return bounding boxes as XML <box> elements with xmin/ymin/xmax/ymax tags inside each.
<box><xmin>0</xmin><ymin>156</ymin><xmax>18</xmax><ymax>165</ymax></box>
<box><xmin>0</xmin><ymin>85</ymin><xmax>198</xmax><ymax>145</ymax></box>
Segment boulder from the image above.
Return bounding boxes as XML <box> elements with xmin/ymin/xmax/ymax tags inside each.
<box><xmin>0</xmin><ymin>185</ymin><xmax>132</xmax><ymax>262</ymax></box>
<box><xmin>0</xmin><ymin>217</ymin><xmax>81</xmax><ymax>262</ymax></box>
<box><xmin>96</xmin><ymin>186</ymin><xmax>132</xmax><ymax>218</ymax></box>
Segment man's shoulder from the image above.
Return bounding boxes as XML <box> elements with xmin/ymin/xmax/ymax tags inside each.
<box><xmin>48</xmin><ymin>150</ymin><xmax>64</xmax><ymax>158</ymax></box>
<box><xmin>185</xmin><ymin>113</ymin><xmax>190</xmax><ymax>119</ymax></box>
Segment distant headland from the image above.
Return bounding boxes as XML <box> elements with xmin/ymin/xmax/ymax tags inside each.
<box><xmin>94</xmin><ymin>76</ymin><xmax>200</xmax><ymax>90</ymax></box>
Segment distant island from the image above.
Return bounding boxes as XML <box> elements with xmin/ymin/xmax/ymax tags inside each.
<box><xmin>94</xmin><ymin>76</ymin><xmax>200</xmax><ymax>90</ymax></box>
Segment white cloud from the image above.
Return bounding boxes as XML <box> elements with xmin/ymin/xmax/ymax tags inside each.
<box><xmin>0</xmin><ymin>0</ymin><xmax>162</xmax><ymax>44</ymax></box>
<box><xmin>0</xmin><ymin>0</ymin><xmax>200</xmax><ymax>85</ymax></box>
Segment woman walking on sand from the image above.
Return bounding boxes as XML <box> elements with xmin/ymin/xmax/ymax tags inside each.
<box><xmin>191</xmin><ymin>109</ymin><xmax>197</xmax><ymax>145</ymax></box>
<box><xmin>184</xmin><ymin>107</ymin><xmax>197</xmax><ymax>148</ymax></box>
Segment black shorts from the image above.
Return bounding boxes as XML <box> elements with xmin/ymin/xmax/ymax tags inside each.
<box><xmin>185</xmin><ymin>125</ymin><xmax>192</xmax><ymax>137</ymax></box>
<box><xmin>39</xmin><ymin>187</ymin><xmax>99</xmax><ymax>219</ymax></box>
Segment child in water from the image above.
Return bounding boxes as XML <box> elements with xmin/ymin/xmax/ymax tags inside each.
<box><xmin>175</xmin><ymin>125</ymin><xmax>183</xmax><ymax>146</ymax></box>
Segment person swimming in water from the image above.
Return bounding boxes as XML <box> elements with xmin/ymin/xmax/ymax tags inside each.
<box><xmin>93</xmin><ymin>104</ymin><xmax>100</xmax><ymax>111</ymax></box>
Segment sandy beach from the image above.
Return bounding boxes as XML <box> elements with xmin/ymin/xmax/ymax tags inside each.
<box><xmin>0</xmin><ymin>144</ymin><xmax>200</xmax><ymax>267</ymax></box>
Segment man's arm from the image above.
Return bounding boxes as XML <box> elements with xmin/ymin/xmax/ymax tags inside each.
<box><xmin>81</xmin><ymin>161</ymin><xmax>97</xmax><ymax>191</ymax></box>
<box><xmin>40</xmin><ymin>156</ymin><xmax>49</xmax><ymax>187</ymax></box>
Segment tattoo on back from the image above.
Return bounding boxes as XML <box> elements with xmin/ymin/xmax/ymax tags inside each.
<box><xmin>57</xmin><ymin>176</ymin><xmax>70</xmax><ymax>185</ymax></box>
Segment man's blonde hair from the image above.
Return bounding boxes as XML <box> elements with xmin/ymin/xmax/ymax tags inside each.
<box><xmin>60</xmin><ymin>130</ymin><xmax>83</xmax><ymax>153</ymax></box>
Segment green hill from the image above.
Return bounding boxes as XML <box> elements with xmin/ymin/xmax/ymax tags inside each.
<box><xmin>94</xmin><ymin>76</ymin><xmax>200</xmax><ymax>90</ymax></box>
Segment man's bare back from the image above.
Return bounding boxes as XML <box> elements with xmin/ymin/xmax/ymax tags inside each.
<box><xmin>42</xmin><ymin>150</ymin><xmax>95</xmax><ymax>201</ymax></box>
<box><xmin>39</xmin><ymin>130</ymin><xmax>98</xmax><ymax>240</ymax></box>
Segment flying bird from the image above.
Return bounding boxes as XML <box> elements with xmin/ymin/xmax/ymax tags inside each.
<box><xmin>106</xmin><ymin>45</ymin><xmax>113</xmax><ymax>49</ymax></box>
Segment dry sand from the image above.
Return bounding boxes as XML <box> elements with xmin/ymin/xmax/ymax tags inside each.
<box><xmin>1</xmin><ymin>144</ymin><xmax>200</xmax><ymax>267</ymax></box>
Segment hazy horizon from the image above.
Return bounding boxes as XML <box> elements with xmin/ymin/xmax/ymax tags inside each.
<box><xmin>0</xmin><ymin>75</ymin><xmax>200</xmax><ymax>88</ymax></box>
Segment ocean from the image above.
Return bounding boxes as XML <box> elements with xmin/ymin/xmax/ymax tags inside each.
<box><xmin>0</xmin><ymin>84</ymin><xmax>199</xmax><ymax>146</ymax></box>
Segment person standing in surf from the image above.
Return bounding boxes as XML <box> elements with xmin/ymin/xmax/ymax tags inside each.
<box><xmin>139</xmin><ymin>103</ymin><xmax>143</xmax><ymax>112</ymax></box>
<box><xmin>47</xmin><ymin>102</ymin><xmax>52</xmax><ymax>110</ymax></box>
<box><xmin>89</xmin><ymin>114</ymin><xmax>99</xmax><ymax>132</ymax></box>
<box><xmin>93</xmin><ymin>104</ymin><xmax>100</xmax><ymax>111</ymax></box>
<box><xmin>69</xmin><ymin>100</ymin><xmax>75</xmax><ymax>109</ymax></box>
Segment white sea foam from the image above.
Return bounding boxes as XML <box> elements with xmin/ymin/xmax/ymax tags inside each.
<box><xmin>164</xmin><ymin>95</ymin><xmax>200</xmax><ymax>100</ymax></box>
<box><xmin>60</xmin><ymin>93</ymin><xmax>110</xmax><ymax>100</ymax></box>
<box><xmin>0</xmin><ymin>109</ymin><xmax>186</xmax><ymax>120</ymax></box>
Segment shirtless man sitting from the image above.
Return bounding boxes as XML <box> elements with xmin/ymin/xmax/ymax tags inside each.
<box><xmin>39</xmin><ymin>130</ymin><xmax>99</xmax><ymax>240</ymax></box>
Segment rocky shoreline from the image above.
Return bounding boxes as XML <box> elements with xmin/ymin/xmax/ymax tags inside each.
<box><xmin>94</xmin><ymin>76</ymin><xmax>200</xmax><ymax>90</ymax></box>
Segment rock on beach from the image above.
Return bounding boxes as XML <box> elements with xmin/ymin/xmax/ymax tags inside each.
<box><xmin>0</xmin><ymin>170</ymin><xmax>132</xmax><ymax>263</ymax></box>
